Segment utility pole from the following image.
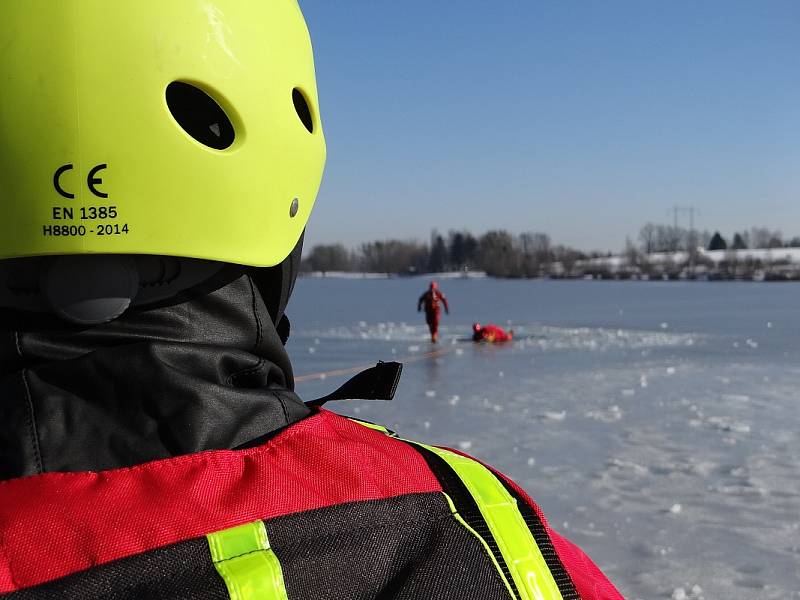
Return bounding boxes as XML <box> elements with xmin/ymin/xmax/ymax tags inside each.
<box><xmin>688</xmin><ymin>206</ymin><xmax>696</xmax><ymax>277</ymax></box>
<box><xmin>671</xmin><ymin>205</ymin><xmax>698</xmax><ymax>278</ymax></box>
<box><xmin>671</xmin><ymin>205</ymin><xmax>697</xmax><ymax>240</ymax></box>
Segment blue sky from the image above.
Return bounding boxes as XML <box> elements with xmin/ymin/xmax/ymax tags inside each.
<box><xmin>299</xmin><ymin>1</ymin><xmax>799</xmax><ymax>252</ymax></box>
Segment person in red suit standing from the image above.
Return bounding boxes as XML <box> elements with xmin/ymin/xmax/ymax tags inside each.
<box><xmin>417</xmin><ymin>281</ymin><xmax>450</xmax><ymax>342</ymax></box>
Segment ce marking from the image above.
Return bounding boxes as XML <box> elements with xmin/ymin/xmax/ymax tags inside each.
<box><xmin>54</xmin><ymin>163</ymin><xmax>109</xmax><ymax>199</ymax></box>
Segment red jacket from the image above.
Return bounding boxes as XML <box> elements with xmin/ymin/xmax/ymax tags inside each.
<box><xmin>418</xmin><ymin>289</ymin><xmax>449</xmax><ymax>314</ymax></box>
<box><xmin>0</xmin><ymin>410</ymin><xmax>623</xmax><ymax>599</ymax></box>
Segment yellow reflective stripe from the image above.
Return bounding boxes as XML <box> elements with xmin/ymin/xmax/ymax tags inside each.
<box><xmin>442</xmin><ymin>493</ymin><xmax>520</xmax><ymax>600</ymax></box>
<box><xmin>207</xmin><ymin>521</ymin><xmax>288</xmax><ymax>600</ymax></box>
<box><xmin>345</xmin><ymin>419</ymin><xmax>563</xmax><ymax>599</ymax></box>
<box><xmin>347</xmin><ymin>418</ymin><xmax>393</xmax><ymax>435</ymax></box>
<box><xmin>421</xmin><ymin>444</ymin><xmax>563</xmax><ymax>600</ymax></box>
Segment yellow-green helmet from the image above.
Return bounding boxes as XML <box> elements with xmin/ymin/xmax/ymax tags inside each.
<box><xmin>0</xmin><ymin>0</ymin><xmax>326</xmax><ymax>268</ymax></box>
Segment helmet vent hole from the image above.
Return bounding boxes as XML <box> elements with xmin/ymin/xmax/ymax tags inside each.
<box><xmin>166</xmin><ymin>82</ymin><xmax>235</xmax><ymax>150</ymax></box>
<box><xmin>293</xmin><ymin>89</ymin><xmax>314</xmax><ymax>133</ymax></box>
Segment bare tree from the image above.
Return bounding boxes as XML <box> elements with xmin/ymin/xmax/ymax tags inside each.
<box><xmin>624</xmin><ymin>237</ymin><xmax>646</xmax><ymax>274</ymax></box>
<box><xmin>519</xmin><ymin>232</ymin><xmax>552</xmax><ymax>277</ymax></box>
<box><xmin>553</xmin><ymin>246</ymin><xmax>582</xmax><ymax>277</ymax></box>
<box><xmin>303</xmin><ymin>244</ymin><xmax>354</xmax><ymax>273</ymax></box>
<box><xmin>479</xmin><ymin>230</ymin><xmax>520</xmax><ymax>277</ymax></box>
<box><xmin>359</xmin><ymin>240</ymin><xmax>428</xmax><ymax>274</ymax></box>
<box><xmin>750</xmin><ymin>228</ymin><xmax>782</xmax><ymax>249</ymax></box>
<box><xmin>732</xmin><ymin>232</ymin><xmax>748</xmax><ymax>250</ymax></box>
<box><xmin>638</xmin><ymin>223</ymin><xmax>657</xmax><ymax>254</ymax></box>
<box><xmin>768</xmin><ymin>235</ymin><xmax>784</xmax><ymax>249</ymax></box>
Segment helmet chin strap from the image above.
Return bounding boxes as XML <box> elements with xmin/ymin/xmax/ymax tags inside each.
<box><xmin>0</xmin><ymin>255</ymin><xmax>224</xmax><ymax>325</ymax></box>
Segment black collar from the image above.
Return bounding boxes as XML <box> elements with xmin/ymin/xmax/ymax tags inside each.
<box><xmin>0</xmin><ymin>271</ymin><xmax>309</xmax><ymax>480</ymax></box>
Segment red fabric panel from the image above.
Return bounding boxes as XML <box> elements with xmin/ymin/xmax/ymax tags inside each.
<box><xmin>549</xmin><ymin>530</ymin><xmax>626</xmax><ymax>600</ymax></box>
<box><xmin>0</xmin><ymin>411</ymin><xmax>441</xmax><ymax>593</ymax></box>
<box><xmin>485</xmin><ymin>462</ymin><xmax>625</xmax><ymax>600</ymax></box>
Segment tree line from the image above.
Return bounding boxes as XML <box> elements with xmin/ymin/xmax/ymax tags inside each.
<box><xmin>636</xmin><ymin>223</ymin><xmax>799</xmax><ymax>254</ymax></box>
<box><xmin>301</xmin><ymin>230</ymin><xmax>591</xmax><ymax>277</ymax></box>
<box><xmin>301</xmin><ymin>224</ymin><xmax>800</xmax><ymax>279</ymax></box>
<box><xmin>617</xmin><ymin>224</ymin><xmax>800</xmax><ymax>281</ymax></box>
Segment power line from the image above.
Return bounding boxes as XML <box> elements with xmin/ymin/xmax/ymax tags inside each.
<box><xmin>671</xmin><ymin>205</ymin><xmax>697</xmax><ymax>232</ymax></box>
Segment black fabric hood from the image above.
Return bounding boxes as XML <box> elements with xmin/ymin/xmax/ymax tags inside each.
<box><xmin>0</xmin><ymin>267</ymin><xmax>311</xmax><ymax>480</ymax></box>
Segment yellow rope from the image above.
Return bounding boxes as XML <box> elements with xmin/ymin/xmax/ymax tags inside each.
<box><xmin>294</xmin><ymin>345</ymin><xmax>456</xmax><ymax>383</ymax></box>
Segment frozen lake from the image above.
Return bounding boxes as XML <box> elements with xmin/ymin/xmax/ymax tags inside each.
<box><xmin>287</xmin><ymin>277</ymin><xmax>800</xmax><ymax>599</ymax></box>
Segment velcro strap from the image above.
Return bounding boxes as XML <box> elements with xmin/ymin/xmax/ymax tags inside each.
<box><xmin>306</xmin><ymin>361</ymin><xmax>403</xmax><ymax>407</ymax></box>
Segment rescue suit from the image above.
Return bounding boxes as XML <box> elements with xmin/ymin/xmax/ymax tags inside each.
<box><xmin>473</xmin><ymin>323</ymin><xmax>514</xmax><ymax>343</ymax></box>
<box><xmin>418</xmin><ymin>283</ymin><xmax>450</xmax><ymax>342</ymax></box>
<box><xmin>0</xmin><ymin>273</ymin><xmax>623</xmax><ymax>600</ymax></box>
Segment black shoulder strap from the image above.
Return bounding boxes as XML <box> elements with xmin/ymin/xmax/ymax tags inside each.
<box><xmin>306</xmin><ymin>361</ymin><xmax>403</xmax><ymax>408</ymax></box>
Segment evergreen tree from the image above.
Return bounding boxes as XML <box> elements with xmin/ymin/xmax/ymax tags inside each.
<box><xmin>708</xmin><ymin>232</ymin><xmax>728</xmax><ymax>251</ymax></box>
<box><xmin>449</xmin><ymin>231</ymin><xmax>467</xmax><ymax>268</ymax></box>
<box><xmin>449</xmin><ymin>230</ymin><xmax>479</xmax><ymax>269</ymax></box>
<box><xmin>428</xmin><ymin>234</ymin><xmax>448</xmax><ymax>273</ymax></box>
<box><xmin>463</xmin><ymin>233</ymin><xmax>479</xmax><ymax>267</ymax></box>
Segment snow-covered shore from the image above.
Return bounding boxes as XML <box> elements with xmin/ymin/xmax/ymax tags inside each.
<box><xmin>571</xmin><ymin>248</ymin><xmax>800</xmax><ymax>280</ymax></box>
<box><xmin>302</xmin><ymin>248</ymin><xmax>800</xmax><ymax>281</ymax></box>
<box><xmin>301</xmin><ymin>270</ymin><xmax>488</xmax><ymax>279</ymax></box>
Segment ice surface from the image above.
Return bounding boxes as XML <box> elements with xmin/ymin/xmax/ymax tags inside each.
<box><xmin>288</xmin><ymin>278</ymin><xmax>800</xmax><ymax>599</ymax></box>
